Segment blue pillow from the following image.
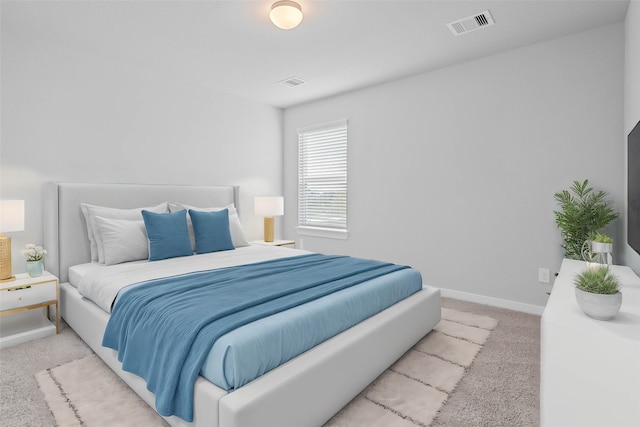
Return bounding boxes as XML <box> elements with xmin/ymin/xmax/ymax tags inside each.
<box><xmin>142</xmin><ymin>210</ymin><xmax>193</xmax><ymax>261</ymax></box>
<box><xmin>189</xmin><ymin>209</ymin><xmax>235</xmax><ymax>254</ymax></box>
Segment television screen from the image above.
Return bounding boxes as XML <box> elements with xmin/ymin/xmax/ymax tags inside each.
<box><xmin>629</xmin><ymin>120</ymin><xmax>640</xmax><ymax>255</ymax></box>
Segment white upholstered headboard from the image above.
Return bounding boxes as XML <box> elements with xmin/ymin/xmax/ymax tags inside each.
<box><xmin>43</xmin><ymin>182</ymin><xmax>239</xmax><ymax>283</ymax></box>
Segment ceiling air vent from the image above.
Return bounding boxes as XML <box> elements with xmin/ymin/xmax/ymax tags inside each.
<box><xmin>447</xmin><ymin>10</ymin><xmax>495</xmax><ymax>36</ymax></box>
<box><xmin>278</xmin><ymin>76</ymin><xmax>307</xmax><ymax>88</ymax></box>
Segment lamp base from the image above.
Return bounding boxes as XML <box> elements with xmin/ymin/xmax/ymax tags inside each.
<box><xmin>0</xmin><ymin>276</ymin><xmax>16</xmax><ymax>283</ymax></box>
<box><xmin>0</xmin><ymin>235</ymin><xmax>14</xmax><ymax>282</ymax></box>
<box><xmin>264</xmin><ymin>217</ymin><xmax>275</xmax><ymax>242</ymax></box>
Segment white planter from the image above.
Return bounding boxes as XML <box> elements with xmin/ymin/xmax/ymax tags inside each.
<box><xmin>590</xmin><ymin>241</ymin><xmax>613</xmax><ymax>254</ymax></box>
<box><xmin>574</xmin><ymin>287</ymin><xmax>622</xmax><ymax>320</ymax></box>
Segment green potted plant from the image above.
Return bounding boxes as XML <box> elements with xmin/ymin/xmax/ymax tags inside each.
<box><xmin>573</xmin><ymin>266</ymin><xmax>622</xmax><ymax>320</ymax></box>
<box><xmin>553</xmin><ymin>179</ymin><xmax>619</xmax><ymax>260</ymax></box>
<box><xmin>581</xmin><ymin>232</ymin><xmax>614</xmax><ymax>265</ymax></box>
<box><xmin>590</xmin><ymin>232</ymin><xmax>613</xmax><ymax>254</ymax></box>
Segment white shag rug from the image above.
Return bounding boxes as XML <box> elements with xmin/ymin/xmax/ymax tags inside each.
<box><xmin>35</xmin><ymin>355</ymin><xmax>168</xmax><ymax>426</ymax></box>
<box><xmin>35</xmin><ymin>308</ymin><xmax>497</xmax><ymax>427</ymax></box>
<box><xmin>325</xmin><ymin>307</ymin><xmax>498</xmax><ymax>426</ymax></box>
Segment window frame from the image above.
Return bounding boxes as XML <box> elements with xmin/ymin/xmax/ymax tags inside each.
<box><xmin>296</xmin><ymin>119</ymin><xmax>349</xmax><ymax>240</ymax></box>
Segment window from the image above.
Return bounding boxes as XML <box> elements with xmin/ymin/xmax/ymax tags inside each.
<box><xmin>297</xmin><ymin>119</ymin><xmax>348</xmax><ymax>239</ymax></box>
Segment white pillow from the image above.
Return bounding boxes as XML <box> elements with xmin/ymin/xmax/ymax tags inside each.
<box><xmin>81</xmin><ymin>202</ymin><xmax>168</xmax><ymax>264</ymax></box>
<box><xmin>168</xmin><ymin>202</ymin><xmax>250</xmax><ymax>249</ymax></box>
<box><xmin>80</xmin><ymin>204</ymin><xmax>99</xmax><ymax>262</ymax></box>
<box><xmin>94</xmin><ymin>216</ymin><xmax>149</xmax><ymax>265</ymax></box>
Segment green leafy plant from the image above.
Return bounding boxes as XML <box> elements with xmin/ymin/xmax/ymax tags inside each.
<box><xmin>553</xmin><ymin>179</ymin><xmax>618</xmax><ymax>259</ymax></box>
<box><xmin>591</xmin><ymin>232</ymin><xmax>613</xmax><ymax>244</ymax></box>
<box><xmin>574</xmin><ymin>266</ymin><xmax>620</xmax><ymax>295</ymax></box>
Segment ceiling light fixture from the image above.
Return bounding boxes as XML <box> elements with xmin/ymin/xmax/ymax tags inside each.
<box><xmin>270</xmin><ymin>0</ymin><xmax>303</xmax><ymax>30</ymax></box>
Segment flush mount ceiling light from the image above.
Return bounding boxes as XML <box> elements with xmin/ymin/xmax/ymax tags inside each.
<box><xmin>270</xmin><ymin>0</ymin><xmax>303</xmax><ymax>30</ymax></box>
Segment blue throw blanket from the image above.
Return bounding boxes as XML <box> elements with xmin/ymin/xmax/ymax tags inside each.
<box><xmin>102</xmin><ymin>253</ymin><xmax>410</xmax><ymax>421</ymax></box>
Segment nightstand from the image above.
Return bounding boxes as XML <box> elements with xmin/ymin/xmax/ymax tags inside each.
<box><xmin>250</xmin><ymin>239</ymin><xmax>296</xmax><ymax>248</ymax></box>
<box><xmin>0</xmin><ymin>272</ymin><xmax>59</xmax><ymax>349</ymax></box>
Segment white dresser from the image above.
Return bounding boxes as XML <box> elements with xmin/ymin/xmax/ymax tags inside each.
<box><xmin>540</xmin><ymin>259</ymin><xmax>640</xmax><ymax>427</ymax></box>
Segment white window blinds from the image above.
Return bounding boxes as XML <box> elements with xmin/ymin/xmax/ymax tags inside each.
<box><xmin>298</xmin><ymin>119</ymin><xmax>348</xmax><ymax>231</ymax></box>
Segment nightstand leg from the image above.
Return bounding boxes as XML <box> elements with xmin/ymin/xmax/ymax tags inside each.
<box><xmin>45</xmin><ymin>304</ymin><xmax>59</xmax><ymax>334</ymax></box>
<box><xmin>54</xmin><ymin>302</ymin><xmax>58</xmax><ymax>334</ymax></box>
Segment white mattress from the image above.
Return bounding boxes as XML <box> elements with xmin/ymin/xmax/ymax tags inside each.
<box><xmin>68</xmin><ymin>262</ymin><xmax>95</xmax><ymax>288</ymax></box>
<box><xmin>69</xmin><ymin>245</ymin><xmax>311</xmax><ymax>313</ymax></box>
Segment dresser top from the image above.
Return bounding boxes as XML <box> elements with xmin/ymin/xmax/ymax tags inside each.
<box><xmin>543</xmin><ymin>259</ymin><xmax>640</xmax><ymax>344</ymax></box>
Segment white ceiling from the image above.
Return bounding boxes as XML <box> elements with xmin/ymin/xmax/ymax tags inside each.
<box><xmin>2</xmin><ymin>0</ymin><xmax>630</xmax><ymax>109</ymax></box>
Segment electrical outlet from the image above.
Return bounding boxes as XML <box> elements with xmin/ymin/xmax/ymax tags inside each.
<box><xmin>538</xmin><ymin>268</ymin><xmax>550</xmax><ymax>283</ymax></box>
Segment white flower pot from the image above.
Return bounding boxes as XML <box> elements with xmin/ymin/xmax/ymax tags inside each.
<box><xmin>575</xmin><ymin>287</ymin><xmax>622</xmax><ymax>320</ymax></box>
<box><xmin>590</xmin><ymin>241</ymin><xmax>613</xmax><ymax>254</ymax></box>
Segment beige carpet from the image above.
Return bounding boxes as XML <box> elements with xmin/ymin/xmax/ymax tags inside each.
<box><xmin>35</xmin><ymin>308</ymin><xmax>497</xmax><ymax>427</ymax></box>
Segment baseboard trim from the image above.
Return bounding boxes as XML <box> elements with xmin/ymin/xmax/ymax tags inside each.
<box><xmin>439</xmin><ymin>288</ymin><xmax>545</xmax><ymax>316</ymax></box>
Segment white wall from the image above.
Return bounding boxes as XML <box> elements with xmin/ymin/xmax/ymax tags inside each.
<box><xmin>283</xmin><ymin>23</ymin><xmax>624</xmax><ymax>310</ymax></box>
<box><xmin>623</xmin><ymin>1</ymin><xmax>640</xmax><ymax>273</ymax></box>
<box><xmin>1</xmin><ymin>27</ymin><xmax>283</xmax><ymax>275</ymax></box>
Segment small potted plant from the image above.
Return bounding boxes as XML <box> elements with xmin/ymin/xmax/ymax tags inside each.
<box><xmin>574</xmin><ymin>266</ymin><xmax>622</xmax><ymax>320</ymax></box>
<box><xmin>581</xmin><ymin>232</ymin><xmax>614</xmax><ymax>265</ymax></box>
<box><xmin>22</xmin><ymin>243</ymin><xmax>47</xmax><ymax>277</ymax></box>
<box><xmin>590</xmin><ymin>232</ymin><xmax>613</xmax><ymax>254</ymax></box>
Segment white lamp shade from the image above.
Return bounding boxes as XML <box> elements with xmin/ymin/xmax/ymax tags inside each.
<box><xmin>270</xmin><ymin>0</ymin><xmax>303</xmax><ymax>30</ymax></box>
<box><xmin>0</xmin><ymin>200</ymin><xmax>25</xmax><ymax>232</ymax></box>
<box><xmin>255</xmin><ymin>196</ymin><xmax>284</xmax><ymax>217</ymax></box>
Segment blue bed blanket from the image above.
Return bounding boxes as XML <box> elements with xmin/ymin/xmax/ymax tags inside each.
<box><xmin>204</xmin><ymin>267</ymin><xmax>422</xmax><ymax>391</ymax></box>
<box><xmin>102</xmin><ymin>253</ymin><xmax>413</xmax><ymax>421</ymax></box>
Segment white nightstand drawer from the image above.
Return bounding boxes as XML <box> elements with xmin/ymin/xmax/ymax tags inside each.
<box><xmin>0</xmin><ymin>280</ymin><xmax>57</xmax><ymax>311</ymax></box>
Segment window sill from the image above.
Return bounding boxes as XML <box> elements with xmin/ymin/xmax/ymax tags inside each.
<box><xmin>296</xmin><ymin>226</ymin><xmax>349</xmax><ymax>240</ymax></box>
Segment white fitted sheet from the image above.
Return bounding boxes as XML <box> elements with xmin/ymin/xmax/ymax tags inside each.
<box><xmin>72</xmin><ymin>245</ymin><xmax>311</xmax><ymax>313</ymax></box>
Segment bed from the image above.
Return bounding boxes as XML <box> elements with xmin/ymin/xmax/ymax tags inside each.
<box><xmin>43</xmin><ymin>182</ymin><xmax>441</xmax><ymax>427</ymax></box>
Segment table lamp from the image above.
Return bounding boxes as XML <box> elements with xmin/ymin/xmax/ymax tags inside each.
<box><xmin>0</xmin><ymin>200</ymin><xmax>25</xmax><ymax>282</ymax></box>
<box><xmin>255</xmin><ymin>196</ymin><xmax>284</xmax><ymax>242</ymax></box>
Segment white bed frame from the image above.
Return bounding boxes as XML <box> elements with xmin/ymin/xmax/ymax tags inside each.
<box><xmin>43</xmin><ymin>182</ymin><xmax>441</xmax><ymax>427</ymax></box>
